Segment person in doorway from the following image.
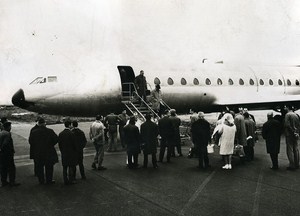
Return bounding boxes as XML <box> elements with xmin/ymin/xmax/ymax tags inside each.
<box><xmin>134</xmin><ymin>70</ymin><xmax>148</xmax><ymax>103</ymax></box>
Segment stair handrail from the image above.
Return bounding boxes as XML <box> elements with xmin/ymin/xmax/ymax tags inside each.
<box><xmin>132</xmin><ymin>91</ymin><xmax>160</xmax><ymax>119</ymax></box>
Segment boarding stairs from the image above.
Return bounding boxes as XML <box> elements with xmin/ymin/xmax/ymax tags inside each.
<box><xmin>121</xmin><ymin>82</ymin><xmax>171</xmax><ymax>122</ymax></box>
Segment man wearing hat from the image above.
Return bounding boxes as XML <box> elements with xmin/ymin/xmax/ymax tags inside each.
<box><xmin>0</xmin><ymin>121</ymin><xmax>20</xmax><ymax>187</ymax></box>
<box><xmin>140</xmin><ymin>113</ymin><xmax>159</xmax><ymax>168</ymax></box>
<box><xmin>191</xmin><ymin>112</ymin><xmax>211</xmax><ymax>169</ymax></box>
<box><xmin>29</xmin><ymin>118</ymin><xmax>59</xmax><ymax>184</ymax></box>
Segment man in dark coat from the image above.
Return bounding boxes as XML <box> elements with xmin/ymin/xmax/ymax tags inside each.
<box><xmin>169</xmin><ymin>109</ymin><xmax>182</xmax><ymax>157</ymax></box>
<box><xmin>72</xmin><ymin>120</ymin><xmax>87</xmax><ymax>179</ymax></box>
<box><xmin>0</xmin><ymin>122</ymin><xmax>20</xmax><ymax>187</ymax></box>
<box><xmin>191</xmin><ymin>112</ymin><xmax>211</xmax><ymax>169</ymax></box>
<box><xmin>28</xmin><ymin>117</ymin><xmax>41</xmax><ymax>176</ymax></box>
<box><xmin>134</xmin><ymin>70</ymin><xmax>148</xmax><ymax>103</ymax></box>
<box><xmin>58</xmin><ymin>119</ymin><xmax>78</xmax><ymax>185</ymax></box>
<box><xmin>158</xmin><ymin>110</ymin><xmax>173</xmax><ymax>163</ymax></box>
<box><xmin>124</xmin><ymin>116</ymin><xmax>140</xmax><ymax>169</ymax></box>
<box><xmin>244</xmin><ymin>112</ymin><xmax>256</xmax><ymax>161</ymax></box>
<box><xmin>29</xmin><ymin>118</ymin><xmax>58</xmax><ymax>184</ymax></box>
<box><xmin>262</xmin><ymin>112</ymin><xmax>282</xmax><ymax>170</ymax></box>
<box><xmin>140</xmin><ymin>113</ymin><xmax>159</xmax><ymax>168</ymax></box>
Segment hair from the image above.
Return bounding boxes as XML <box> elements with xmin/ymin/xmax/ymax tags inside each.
<box><xmin>96</xmin><ymin>115</ymin><xmax>102</xmax><ymax>120</ymax></box>
<box><xmin>145</xmin><ymin>113</ymin><xmax>152</xmax><ymax>120</ymax></box>
<box><xmin>72</xmin><ymin>120</ymin><xmax>78</xmax><ymax>127</ymax></box>
<box><xmin>64</xmin><ymin>120</ymin><xmax>71</xmax><ymax>128</ymax></box>
<box><xmin>129</xmin><ymin>116</ymin><xmax>136</xmax><ymax>124</ymax></box>
<box><xmin>243</xmin><ymin>112</ymin><xmax>250</xmax><ymax>118</ymax></box>
<box><xmin>1</xmin><ymin>117</ymin><xmax>7</xmax><ymax>124</ymax></box>
<box><xmin>3</xmin><ymin>121</ymin><xmax>11</xmax><ymax>129</ymax></box>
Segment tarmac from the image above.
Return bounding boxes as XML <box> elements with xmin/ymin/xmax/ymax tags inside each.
<box><xmin>1</xmin><ymin>121</ymin><xmax>300</xmax><ymax>216</ymax></box>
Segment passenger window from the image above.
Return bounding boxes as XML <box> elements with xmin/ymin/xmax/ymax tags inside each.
<box><xmin>193</xmin><ymin>78</ymin><xmax>199</xmax><ymax>85</ymax></box>
<box><xmin>167</xmin><ymin>78</ymin><xmax>174</xmax><ymax>85</ymax></box>
<box><xmin>217</xmin><ymin>78</ymin><xmax>222</xmax><ymax>85</ymax></box>
<box><xmin>269</xmin><ymin>79</ymin><xmax>273</xmax><ymax>85</ymax></box>
<box><xmin>181</xmin><ymin>78</ymin><xmax>187</xmax><ymax>85</ymax></box>
<box><xmin>259</xmin><ymin>79</ymin><xmax>264</xmax><ymax>85</ymax></box>
<box><xmin>205</xmin><ymin>78</ymin><xmax>211</xmax><ymax>85</ymax></box>
<box><xmin>287</xmin><ymin>79</ymin><xmax>291</xmax><ymax>86</ymax></box>
<box><xmin>296</xmin><ymin>80</ymin><xmax>300</xmax><ymax>86</ymax></box>
<box><xmin>249</xmin><ymin>79</ymin><xmax>254</xmax><ymax>85</ymax></box>
<box><xmin>228</xmin><ymin>78</ymin><xmax>234</xmax><ymax>85</ymax></box>
<box><xmin>154</xmin><ymin>77</ymin><xmax>160</xmax><ymax>85</ymax></box>
<box><xmin>278</xmin><ymin>79</ymin><xmax>283</xmax><ymax>85</ymax></box>
<box><xmin>239</xmin><ymin>79</ymin><xmax>244</xmax><ymax>85</ymax></box>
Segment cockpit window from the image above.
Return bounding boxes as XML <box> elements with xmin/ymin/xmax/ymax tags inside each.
<box><xmin>48</xmin><ymin>76</ymin><xmax>57</xmax><ymax>82</ymax></box>
<box><xmin>30</xmin><ymin>77</ymin><xmax>46</xmax><ymax>85</ymax></box>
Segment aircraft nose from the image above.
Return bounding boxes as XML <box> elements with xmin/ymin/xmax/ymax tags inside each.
<box><xmin>12</xmin><ymin>89</ymin><xmax>33</xmax><ymax>109</ymax></box>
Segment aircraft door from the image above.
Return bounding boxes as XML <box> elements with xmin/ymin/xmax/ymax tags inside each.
<box><xmin>118</xmin><ymin>66</ymin><xmax>136</xmax><ymax>97</ymax></box>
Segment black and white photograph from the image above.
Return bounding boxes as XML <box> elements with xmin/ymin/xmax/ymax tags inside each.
<box><xmin>1</xmin><ymin>1</ymin><xmax>300</xmax><ymax>215</ymax></box>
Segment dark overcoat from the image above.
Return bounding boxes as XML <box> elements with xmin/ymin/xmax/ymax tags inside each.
<box><xmin>28</xmin><ymin>124</ymin><xmax>39</xmax><ymax>159</ymax></box>
<box><xmin>124</xmin><ymin>123</ymin><xmax>140</xmax><ymax>154</ymax></box>
<box><xmin>140</xmin><ymin>120</ymin><xmax>159</xmax><ymax>154</ymax></box>
<box><xmin>158</xmin><ymin>116</ymin><xmax>173</xmax><ymax>139</ymax></box>
<box><xmin>191</xmin><ymin>119</ymin><xmax>211</xmax><ymax>150</ymax></box>
<box><xmin>58</xmin><ymin>128</ymin><xmax>78</xmax><ymax>166</ymax></box>
<box><xmin>262</xmin><ymin>118</ymin><xmax>282</xmax><ymax>154</ymax></box>
<box><xmin>135</xmin><ymin>74</ymin><xmax>147</xmax><ymax>95</ymax></box>
<box><xmin>72</xmin><ymin>128</ymin><xmax>87</xmax><ymax>161</ymax></box>
<box><xmin>169</xmin><ymin>116</ymin><xmax>181</xmax><ymax>144</ymax></box>
<box><xmin>0</xmin><ymin>130</ymin><xmax>14</xmax><ymax>156</ymax></box>
<box><xmin>29</xmin><ymin>126</ymin><xmax>58</xmax><ymax>164</ymax></box>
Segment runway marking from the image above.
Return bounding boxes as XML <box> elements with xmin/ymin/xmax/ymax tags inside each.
<box><xmin>179</xmin><ymin>170</ymin><xmax>216</xmax><ymax>216</ymax></box>
<box><xmin>251</xmin><ymin>168</ymin><xmax>263</xmax><ymax>216</ymax></box>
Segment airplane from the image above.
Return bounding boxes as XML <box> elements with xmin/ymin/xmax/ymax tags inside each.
<box><xmin>3</xmin><ymin>1</ymin><xmax>300</xmax><ymax>117</ymax></box>
<box><xmin>11</xmin><ymin>64</ymin><xmax>300</xmax><ymax>117</ymax></box>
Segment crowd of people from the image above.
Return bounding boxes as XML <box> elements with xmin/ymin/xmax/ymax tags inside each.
<box><xmin>0</xmin><ymin>103</ymin><xmax>300</xmax><ymax>187</ymax></box>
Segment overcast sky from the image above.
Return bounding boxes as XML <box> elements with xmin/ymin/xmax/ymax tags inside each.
<box><xmin>1</xmin><ymin>0</ymin><xmax>300</xmax><ymax>105</ymax></box>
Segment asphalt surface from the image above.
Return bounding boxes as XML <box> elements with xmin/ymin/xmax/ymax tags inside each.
<box><xmin>1</xmin><ymin>121</ymin><xmax>300</xmax><ymax>216</ymax></box>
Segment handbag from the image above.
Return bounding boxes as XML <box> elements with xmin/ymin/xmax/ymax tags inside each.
<box><xmin>207</xmin><ymin>144</ymin><xmax>214</xmax><ymax>154</ymax></box>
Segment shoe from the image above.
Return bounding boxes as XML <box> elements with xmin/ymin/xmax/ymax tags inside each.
<box><xmin>46</xmin><ymin>180</ymin><xmax>56</xmax><ymax>185</ymax></box>
<box><xmin>1</xmin><ymin>182</ymin><xmax>9</xmax><ymax>187</ymax></box>
<box><xmin>222</xmin><ymin>164</ymin><xmax>229</xmax><ymax>169</ymax></box>
<box><xmin>9</xmin><ymin>182</ymin><xmax>21</xmax><ymax>187</ymax></box>
<box><xmin>91</xmin><ymin>163</ymin><xmax>97</xmax><ymax>170</ymax></box>
<box><xmin>228</xmin><ymin>164</ymin><xmax>232</xmax><ymax>170</ymax></box>
<box><xmin>286</xmin><ymin>167</ymin><xmax>296</xmax><ymax>171</ymax></box>
<box><xmin>178</xmin><ymin>154</ymin><xmax>183</xmax><ymax>157</ymax></box>
<box><xmin>153</xmin><ymin>165</ymin><xmax>158</xmax><ymax>169</ymax></box>
<box><xmin>81</xmin><ymin>176</ymin><xmax>87</xmax><ymax>180</ymax></box>
<box><xmin>98</xmin><ymin>166</ymin><xmax>107</xmax><ymax>171</ymax></box>
<box><xmin>270</xmin><ymin>167</ymin><xmax>278</xmax><ymax>170</ymax></box>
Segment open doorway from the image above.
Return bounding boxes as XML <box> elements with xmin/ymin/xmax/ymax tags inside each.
<box><xmin>118</xmin><ymin>66</ymin><xmax>136</xmax><ymax>97</ymax></box>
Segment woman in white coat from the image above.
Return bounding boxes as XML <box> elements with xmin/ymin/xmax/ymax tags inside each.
<box><xmin>216</xmin><ymin>113</ymin><xmax>236</xmax><ymax>169</ymax></box>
